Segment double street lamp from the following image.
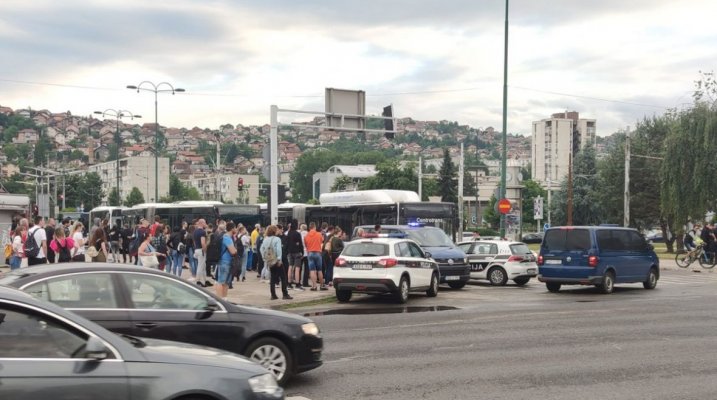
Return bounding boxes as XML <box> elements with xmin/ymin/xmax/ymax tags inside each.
<box><xmin>126</xmin><ymin>81</ymin><xmax>185</xmax><ymax>202</ymax></box>
<box><xmin>93</xmin><ymin>109</ymin><xmax>141</xmax><ymax>206</ymax></box>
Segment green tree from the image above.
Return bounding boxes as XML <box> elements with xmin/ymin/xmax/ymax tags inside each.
<box><xmin>107</xmin><ymin>187</ymin><xmax>121</xmax><ymax>207</ymax></box>
<box><xmin>437</xmin><ymin>149</ymin><xmax>457</xmax><ymax>203</ymax></box>
<box><xmin>549</xmin><ymin>144</ymin><xmax>603</xmax><ymax>226</ymax></box>
<box><xmin>331</xmin><ymin>175</ymin><xmax>353</xmax><ymax>192</ymax></box>
<box><xmin>483</xmin><ymin>195</ymin><xmax>500</xmax><ymax>229</ymax></box>
<box><xmin>82</xmin><ymin>172</ymin><xmax>105</xmax><ymax>210</ymax></box>
<box><xmin>124</xmin><ymin>187</ymin><xmax>145</xmax><ymax>207</ymax></box>
<box><xmin>359</xmin><ymin>160</ymin><xmax>418</xmax><ymax>191</ymax></box>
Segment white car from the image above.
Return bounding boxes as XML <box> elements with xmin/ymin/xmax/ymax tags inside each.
<box><xmin>332</xmin><ymin>237</ymin><xmax>440</xmax><ymax>303</ymax></box>
<box><xmin>457</xmin><ymin>240</ymin><xmax>538</xmax><ymax>286</ymax></box>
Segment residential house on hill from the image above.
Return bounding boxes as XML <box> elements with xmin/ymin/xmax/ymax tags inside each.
<box><xmin>13</xmin><ymin>128</ymin><xmax>39</xmax><ymax>144</ymax></box>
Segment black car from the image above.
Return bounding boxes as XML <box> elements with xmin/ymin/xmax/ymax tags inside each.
<box><xmin>0</xmin><ymin>285</ymin><xmax>284</xmax><ymax>400</ymax></box>
<box><xmin>521</xmin><ymin>232</ymin><xmax>544</xmax><ymax>244</ymax></box>
<box><xmin>0</xmin><ymin>264</ymin><xmax>322</xmax><ymax>385</ymax></box>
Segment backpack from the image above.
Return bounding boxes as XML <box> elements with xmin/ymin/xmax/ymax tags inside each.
<box><xmin>57</xmin><ymin>239</ymin><xmax>72</xmax><ymax>262</ymax></box>
<box><xmin>262</xmin><ymin>237</ymin><xmax>278</xmax><ymax>266</ymax></box>
<box><xmin>177</xmin><ymin>241</ymin><xmax>187</xmax><ymax>254</ymax></box>
<box><xmin>24</xmin><ymin>228</ymin><xmax>41</xmax><ymax>258</ymax></box>
<box><xmin>130</xmin><ymin>227</ymin><xmax>146</xmax><ymax>255</ymax></box>
<box><xmin>235</xmin><ymin>234</ymin><xmax>246</xmax><ymax>256</ymax></box>
<box><xmin>205</xmin><ymin>232</ymin><xmax>225</xmax><ymax>266</ymax></box>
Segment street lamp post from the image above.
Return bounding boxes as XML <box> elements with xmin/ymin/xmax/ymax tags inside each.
<box><xmin>126</xmin><ymin>81</ymin><xmax>184</xmax><ymax>202</ymax></box>
<box><xmin>94</xmin><ymin>109</ymin><xmax>141</xmax><ymax>206</ymax></box>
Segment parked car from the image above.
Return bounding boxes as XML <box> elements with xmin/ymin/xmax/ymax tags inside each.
<box><xmin>0</xmin><ymin>264</ymin><xmax>322</xmax><ymax>385</ymax></box>
<box><xmin>537</xmin><ymin>226</ymin><xmax>660</xmax><ymax>294</ymax></box>
<box><xmin>353</xmin><ymin>225</ymin><xmax>470</xmax><ymax>289</ymax></box>
<box><xmin>521</xmin><ymin>232</ymin><xmax>544</xmax><ymax>244</ymax></box>
<box><xmin>457</xmin><ymin>240</ymin><xmax>538</xmax><ymax>286</ymax></box>
<box><xmin>333</xmin><ymin>237</ymin><xmax>439</xmax><ymax>303</ymax></box>
<box><xmin>0</xmin><ymin>285</ymin><xmax>284</xmax><ymax>400</ymax></box>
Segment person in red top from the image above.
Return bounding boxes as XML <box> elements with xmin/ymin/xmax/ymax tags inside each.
<box><xmin>304</xmin><ymin>222</ymin><xmax>327</xmax><ymax>290</ymax></box>
<box><xmin>149</xmin><ymin>216</ymin><xmax>161</xmax><ymax>236</ymax></box>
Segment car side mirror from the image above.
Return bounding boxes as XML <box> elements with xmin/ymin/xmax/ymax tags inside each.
<box><xmin>424</xmin><ymin>251</ymin><xmax>432</xmax><ymax>259</ymax></box>
<box><xmin>204</xmin><ymin>299</ymin><xmax>221</xmax><ymax>312</ymax></box>
<box><xmin>84</xmin><ymin>336</ymin><xmax>109</xmax><ymax>360</ymax></box>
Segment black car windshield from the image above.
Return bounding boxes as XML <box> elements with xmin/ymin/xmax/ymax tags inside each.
<box><xmin>404</xmin><ymin>228</ymin><xmax>454</xmax><ymax>247</ymax></box>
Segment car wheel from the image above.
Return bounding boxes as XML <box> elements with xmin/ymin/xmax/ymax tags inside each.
<box><xmin>246</xmin><ymin>337</ymin><xmax>292</xmax><ymax>386</ymax></box>
<box><xmin>488</xmin><ymin>266</ymin><xmax>508</xmax><ymax>286</ymax></box>
<box><xmin>643</xmin><ymin>267</ymin><xmax>658</xmax><ymax>290</ymax></box>
<box><xmin>336</xmin><ymin>289</ymin><xmax>352</xmax><ymax>302</ymax></box>
<box><xmin>546</xmin><ymin>282</ymin><xmax>561</xmax><ymax>293</ymax></box>
<box><xmin>447</xmin><ymin>281</ymin><xmax>467</xmax><ymax>289</ymax></box>
<box><xmin>597</xmin><ymin>271</ymin><xmax>615</xmax><ymax>294</ymax></box>
<box><xmin>395</xmin><ymin>276</ymin><xmax>409</xmax><ymax>303</ymax></box>
<box><xmin>513</xmin><ymin>277</ymin><xmax>530</xmax><ymax>286</ymax></box>
<box><xmin>426</xmin><ymin>273</ymin><xmax>439</xmax><ymax>297</ymax></box>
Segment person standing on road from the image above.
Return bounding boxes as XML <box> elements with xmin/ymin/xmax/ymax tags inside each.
<box><xmin>261</xmin><ymin>225</ymin><xmax>292</xmax><ymax>300</ymax></box>
<box><xmin>27</xmin><ymin>216</ymin><xmax>48</xmax><ymax>266</ymax></box>
<box><xmin>700</xmin><ymin>222</ymin><xmax>716</xmax><ymax>255</ymax></box>
<box><xmin>70</xmin><ymin>222</ymin><xmax>86</xmax><ymax>262</ymax></box>
<box><xmin>216</xmin><ymin>222</ymin><xmax>238</xmax><ymax>300</ymax></box>
<box><xmin>168</xmin><ymin>225</ymin><xmax>185</xmax><ymax>277</ymax></box>
<box><xmin>109</xmin><ymin>219</ymin><xmax>122</xmax><ymax>263</ymax></box>
<box><xmin>44</xmin><ymin>218</ymin><xmax>56</xmax><ymax>263</ymax></box>
<box><xmin>304</xmin><ymin>222</ymin><xmax>326</xmax><ymax>291</ymax></box>
<box><xmin>250</xmin><ymin>223</ymin><xmax>260</xmax><ymax>272</ymax></box>
<box><xmin>237</xmin><ymin>225</ymin><xmax>251</xmax><ymax>282</ymax></box>
<box><xmin>193</xmin><ymin>219</ymin><xmax>211</xmax><ymax>287</ymax></box>
<box><xmin>287</xmin><ymin>219</ymin><xmax>305</xmax><ymax>291</ymax></box>
<box><xmin>9</xmin><ymin>226</ymin><xmax>25</xmax><ymax>270</ymax></box>
<box><xmin>327</xmin><ymin>226</ymin><xmax>345</xmax><ymax>287</ymax></box>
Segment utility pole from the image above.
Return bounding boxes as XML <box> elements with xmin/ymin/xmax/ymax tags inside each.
<box><xmin>458</xmin><ymin>143</ymin><xmax>464</xmax><ymax>239</ymax></box>
<box><xmin>624</xmin><ymin>126</ymin><xmax>631</xmax><ymax>227</ymax></box>
<box><xmin>418</xmin><ymin>156</ymin><xmax>422</xmax><ymax>200</ymax></box>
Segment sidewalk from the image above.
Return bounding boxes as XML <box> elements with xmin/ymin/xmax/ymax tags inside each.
<box><xmin>0</xmin><ymin>263</ymin><xmax>336</xmax><ymax>310</ymax></box>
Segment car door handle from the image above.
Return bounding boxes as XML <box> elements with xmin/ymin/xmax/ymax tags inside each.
<box><xmin>135</xmin><ymin>322</ymin><xmax>157</xmax><ymax>329</ymax></box>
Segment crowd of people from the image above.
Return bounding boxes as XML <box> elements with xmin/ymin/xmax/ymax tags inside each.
<box><xmin>6</xmin><ymin>213</ymin><xmax>352</xmax><ymax>301</ymax></box>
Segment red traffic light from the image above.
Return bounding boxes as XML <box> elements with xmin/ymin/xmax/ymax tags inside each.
<box><xmin>237</xmin><ymin>177</ymin><xmax>244</xmax><ymax>190</ymax></box>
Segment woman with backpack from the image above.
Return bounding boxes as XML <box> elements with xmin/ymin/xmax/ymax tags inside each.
<box><xmin>260</xmin><ymin>225</ymin><xmax>292</xmax><ymax>301</ymax></box>
<box><xmin>168</xmin><ymin>225</ymin><xmax>185</xmax><ymax>277</ymax></box>
<box><xmin>50</xmin><ymin>227</ymin><xmax>75</xmax><ymax>263</ymax></box>
<box><xmin>151</xmin><ymin>224</ymin><xmax>169</xmax><ymax>271</ymax></box>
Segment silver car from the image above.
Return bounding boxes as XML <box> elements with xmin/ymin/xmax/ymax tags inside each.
<box><xmin>0</xmin><ymin>286</ymin><xmax>284</xmax><ymax>400</ymax></box>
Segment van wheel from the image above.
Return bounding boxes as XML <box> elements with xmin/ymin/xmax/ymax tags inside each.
<box><xmin>488</xmin><ymin>266</ymin><xmax>508</xmax><ymax>286</ymax></box>
<box><xmin>546</xmin><ymin>282</ymin><xmax>561</xmax><ymax>293</ymax></box>
<box><xmin>597</xmin><ymin>271</ymin><xmax>615</xmax><ymax>294</ymax></box>
<box><xmin>426</xmin><ymin>273</ymin><xmax>439</xmax><ymax>297</ymax></box>
<box><xmin>395</xmin><ymin>276</ymin><xmax>410</xmax><ymax>303</ymax></box>
<box><xmin>643</xmin><ymin>268</ymin><xmax>658</xmax><ymax>290</ymax></box>
<box><xmin>336</xmin><ymin>289</ymin><xmax>352</xmax><ymax>303</ymax></box>
<box><xmin>513</xmin><ymin>277</ymin><xmax>530</xmax><ymax>286</ymax></box>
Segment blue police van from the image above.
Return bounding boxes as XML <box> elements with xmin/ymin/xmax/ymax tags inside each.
<box><xmin>537</xmin><ymin>226</ymin><xmax>660</xmax><ymax>294</ymax></box>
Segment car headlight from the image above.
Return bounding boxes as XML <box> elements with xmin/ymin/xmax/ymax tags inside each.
<box><xmin>248</xmin><ymin>373</ymin><xmax>282</xmax><ymax>396</ymax></box>
<box><xmin>302</xmin><ymin>322</ymin><xmax>320</xmax><ymax>336</ymax></box>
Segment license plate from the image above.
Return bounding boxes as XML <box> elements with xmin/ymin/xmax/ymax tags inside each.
<box><xmin>352</xmin><ymin>264</ymin><xmax>373</xmax><ymax>270</ymax></box>
<box><xmin>527</xmin><ymin>268</ymin><xmax>536</xmax><ymax>274</ymax></box>
<box><xmin>545</xmin><ymin>260</ymin><xmax>562</xmax><ymax>265</ymax></box>
<box><xmin>445</xmin><ymin>276</ymin><xmax>460</xmax><ymax>281</ymax></box>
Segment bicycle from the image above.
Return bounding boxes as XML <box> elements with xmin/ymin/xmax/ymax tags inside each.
<box><xmin>675</xmin><ymin>243</ymin><xmax>717</xmax><ymax>269</ymax></box>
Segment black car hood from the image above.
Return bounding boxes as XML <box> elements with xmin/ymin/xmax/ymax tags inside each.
<box><xmin>132</xmin><ymin>336</ymin><xmax>266</xmax><ymax>373</ymax></box>
<box><xmin>230</xmin><ymin>303</ymin><xmax>314</xmax><ymax>324</ymax></box>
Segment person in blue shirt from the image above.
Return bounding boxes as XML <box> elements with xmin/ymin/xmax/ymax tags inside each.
<box><xmin>261</xmin><ymin>225</ymin><xmax>292</xmax><ymax>300</ymax></box>
<box><xmin>215</xmin><ymin>222</ymin><xmax>237</xmax><ymax>300</ymax></box>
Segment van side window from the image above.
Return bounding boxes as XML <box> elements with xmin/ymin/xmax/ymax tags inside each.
<box><xmin>597</xmin><ymin>230</ymin><xmax>625</xmax><ymax>251</ymax></box>
<box><xmin>627</xmin><ymin>231</ymin><xmax>647</xmax><ymax>251</ymax></box>
<box><xmin>544</xmin><ymin>229</ymin><xmax>590</xmax><ymax>251</ymax></box>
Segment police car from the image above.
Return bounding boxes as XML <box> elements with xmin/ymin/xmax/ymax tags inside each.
<box><xmin>332</xmin><ymin>236</ymin><xmax>440</xmax><ymax>303</ymax></box>
<box><xmin>456</xmin><ymin>240</ymin><xmax>538</xmax><ymax>286</ymax></box>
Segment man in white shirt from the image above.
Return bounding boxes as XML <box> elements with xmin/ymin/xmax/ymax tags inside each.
<box><xmin>27</xmin><ymin>216</ymin><xmax>48</xmax><ymax>266</ymax></box>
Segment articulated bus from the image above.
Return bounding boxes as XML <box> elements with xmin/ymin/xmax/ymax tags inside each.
<box><xmin>122</xmin><ymin>202</ymin><xmax>262</xmax><ymax>229</ymax></box>
<box><xmin>264</xmin><ymin>190</ymin><xmax>457</xmax><ymax>239</ymax></box>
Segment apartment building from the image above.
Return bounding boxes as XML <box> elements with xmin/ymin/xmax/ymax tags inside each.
<box><xmin>531</xmin><ymin>111</ymin><xmax>596</xmax><ymax>188</ymax></box>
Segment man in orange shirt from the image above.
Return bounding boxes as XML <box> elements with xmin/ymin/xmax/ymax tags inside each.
<box><xmin>304</xmin><ymin>222</ymin><xmax>327</xmax><ymax>290</ymax></box>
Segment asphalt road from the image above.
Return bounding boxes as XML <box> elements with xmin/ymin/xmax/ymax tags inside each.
<box><xmin>285</xmin><ymin>268</ymin><xmax>717</xmax><ymax>400</ymax></box>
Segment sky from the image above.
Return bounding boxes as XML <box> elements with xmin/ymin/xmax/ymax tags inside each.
<box><xmin>1</xmin><ymin>0</ymin><xmax>714</xmax><ymax>137</ymax></box>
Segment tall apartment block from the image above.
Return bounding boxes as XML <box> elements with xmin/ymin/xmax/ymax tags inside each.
<box><xmin>531</xmin><ymin>111</ymin><xmax>596</xmax><ymax>188</ymax></box>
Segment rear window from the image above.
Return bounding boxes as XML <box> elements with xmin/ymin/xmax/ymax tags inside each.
<box><xmin>509</xmin><ymin>243</ymin><xmax>532</xmax><ymax>255</ymax></box>
<box><xmin>343</xmin><ymin>242</ymin><xmax>389</xmax><ymax>257</ymax></box>
<box><xmin>543</xmin><ymin>229</ymin><xmax>591</xmax><ymax>251</ymax></box>
<box><xmin>404</xmin><ymin>228</ymin><xmax>454</xmax><ymax>247</ymax></box>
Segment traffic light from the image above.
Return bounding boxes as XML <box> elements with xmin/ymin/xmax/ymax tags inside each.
<box><xmin>32</xmin><ymin>204</ymin><xmax>39</xmax><ymax>217</ymax></box>
<box><xmin>237</xmin><ymin>177</ymin><xmax>244</xmax><ymax>191</ymax></box>
<box><xmin>382</xmin><ymin>105</ymin><xmax>394</xmax><ymax>139</ymax></box>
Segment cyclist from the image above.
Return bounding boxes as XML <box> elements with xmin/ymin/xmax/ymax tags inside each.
<box><xmin>684</xmin><ymin>224</ymin><xmax>701</xmax><ymax>251</ymax></box>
